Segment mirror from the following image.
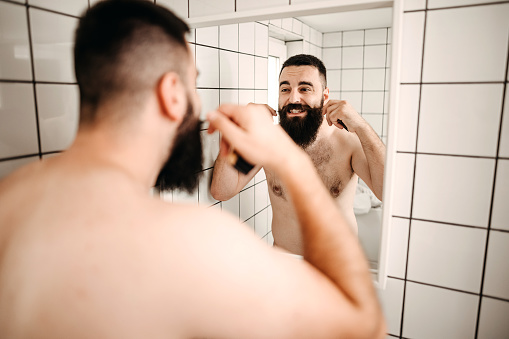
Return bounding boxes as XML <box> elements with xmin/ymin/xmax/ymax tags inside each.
<box><xmin>187</xmin><ymin>0</ymin><xmax>398</xmax><ymax>289</ymax></box>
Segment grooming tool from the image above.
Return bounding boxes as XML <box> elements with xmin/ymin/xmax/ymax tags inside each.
<box><xmin>228</xmin><ymin>150</ymin><xmax>254</xmax><ymax>175</ymax></box>
<box><xmin>336</xmin><ymin>119</ymin><xmax>349</xmax><ymax>131</ymax></box>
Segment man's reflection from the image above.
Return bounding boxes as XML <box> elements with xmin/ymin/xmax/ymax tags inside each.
<box><xmin>211</xmin><ymin>54</ymin><xmax>386</xmax><ymax>255</ymax></box>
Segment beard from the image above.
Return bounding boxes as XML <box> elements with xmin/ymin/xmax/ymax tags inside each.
<box><xmin>278</xmin><ymin>99</ymin><xmax>324</xmax><ymax>149</ymax></box>
<box><xmin>155</xmin><ymin>94</ymin><xmax>203</xmax><ymax>193</ymax></box>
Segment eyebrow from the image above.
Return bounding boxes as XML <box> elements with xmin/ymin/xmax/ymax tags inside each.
<box><xmin>279</xmin><ymin>80</ymin><xmax>315</xmax><ymax>87</ymax></box>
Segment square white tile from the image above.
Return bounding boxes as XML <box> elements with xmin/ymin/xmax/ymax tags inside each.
<box><xmin>363</xmin><ymin>115</ymin><xmax>383</xmax><ymax>136</ymax></box>
<box><xmin>0</xmin><ymin>156</ymin><xmax>38</xmax><ymax>180</ymax></box>
<box><xmin>403</xmin><ymin>0</ymin><xmax>426</xmax><ymax>11</ymax></box>
<box><xmin>239</xmin><ymin>22</ymin><xmax>255</xmax><ymax>55</ymax></box>
<box><xmin>196</xmin><ymin>89</ymin><xmax>219</xmax><ymax>122</ymax></box>
<box><xmin>238</xmin><ymin>90</ymin><xmax>255</xmax><ymax>105</ymax></box>
<box><xmin>403</xmin><ymin>282</ymin><xmax>478</xmax><ymax>339</ymax></box>
<box><xmin>238</xmin><ymin>54</ymin><xmax>255</xmax><ymax>89</ymax></box>
<box><xmin>322</xmin><ymin>48</ymin><xmax>342</xmax><ymax>70</ymax></box>
<box><xmin>418</xmin><ymin>84</ymin><xmax>503</xmax><ymax>157</ymax></box>
<box><xmin>254</xmin><ymin>57</ymin><xmax>268</xmax><ymax>90</ymax></box>
<box><xmin>400</xmin><ymin>12</ymin><xmax>425</xmax><ymax>83</ymax></box>
<box><xmin>491</xmin><ymin>160</ymin><xmax>509</xmax><ymax>231</ymax></box>
<box><xmin>362</xmin><ymin>91</ymin><xmax>384</xmax><ymax>113</ymax></box>
<box><xmin>254</xmin><ymin>208</ymin><xmax>268</xmax><ymax>238</ymax></box>
<box><xmin>387</xmin><ymin>217</ymin><xmax>409</xmax><ymax>279</ymax></box>
<box><xmin>286</xmin><ymin>41</ymin><xmax>303</xmax><ymax>58</ymax></box>
<box><xmin>254</xmin><ymin>167</ymin><xmax>266</xmax><ymax>183</ymax></box>
<box><xmin>236</xmin><ymin>0</ymin><xmax>287</xmax><ymax>12</ymax></box>
<box><xmin>477</xmin><ymin>297</ymin><xmax>509</xmax><ymax>339</ymax></box>
<box><xmin>423</xmin><ymin>4</ymin><xmax>509</xmax><ymax>82</ymax></box>
<box><xmin>323</xmin><ymin>32</ymin><xmax>341</xmax><ymax>47</ymax></box>
<box><xmin>310</xmin><ymin>29</ymin><xmax>322</xmax><ymax>47</ymax></box>
<box><xmin>36</xmin><ymin>84</ymin><xmax>79</xmax><ymax>153</ymax></box>
<box><xmin>301</xmin><ymin>24</ymin><xmax>310</xmax><ymax>42</ymax></box>
<box><xmin>255</xmin><ymin>181</ymin><xmax>268</xmax><ymax>213</ymax></box>
<box><xmin>329</xmin><ymin>91</ymin><xmax>341</xmax><ymax>100</ymax></box>
<box><xmin>219</xmin><ymin>89</ymin><xmax>238</xmax><ymax>105</ymax></box>
<box><xmin>29</xmin><ymin>0</ymin><xmax>88</xmax><ymax>17</ymax></box>
<box><xmin>364</xmin><ymin>69</ymin><xmax>386</xmax><ymax>91</ymax></box>
<box><xmin>483</xmin><ymin>230</ymin><xmax>509</xmax><ymax>299</ymax></box>
<box><xmin>413</xmin><ymin>154</ymin><xmax>495</xmax><ymax>227</ymax></box>
<box><xmin>254</xmin><ymin>90</ymin><xmax>267</xmax><ymax>105</ymax></box>
<box><xmin>428</xmin><ymin>0</ymin><xmax>508</xmax><ymax>9</ymax></box>
<box><xmin>269</xmin><ymin>19</ymin><xmax>281</xmax><ymax>28</ymax></box>
<box><xmin>340</xmin><ymin>92</ymin><xmax>362</xmax><ymax>112</ymax></box>
<box><xmin>196</xmin><ymin>45</ymin><xmax>219</xmax><ymax>88</ymax></box>
<box><xmin>254</xmin><ymin>23</ymin><xmax>268</xmax><ymax>57</ymax></box>
<box><xmin>189</xmin><ymin>0</ymin><xmax>234</xmax><ymax>18</ymax></box>
<box><xmin>222</xmin><ymin>193</ymin><xmax>240</xmax><ymax>219</ymax></box>
<box><xmin>386</xmin><ymin>45</ymin><xmax>392</xmax><ymax>68</ymax></box>
<box><xmin>365</xmin><ymin>28</ymin><xmax>387</xmax><ymax>45</ymax></box>
<box><xmin>0</xmin><ymin>83</ymin><xmax>38</xmax><ymax>159</ymax></box>
<box><xmin>240</xmin><ymin>186</ymin><xmax>255</xmax><ymax>221</ymax></box>
<box><xmin>376</xmin><ymin>277</ymin><xmax>404</xmax><ymax>336</ymax></box>
<box><xmin>291</xmin><ymin>19</ymin><xmax>302</xmax><ymax>36</ymax></box>
<box><xmin>342</xmin><ymin>46</ymin><xmax>363</xmax><ymax>69</ymax></box>
<box><xmin>0</xmin><ymin>2</ymin><xmax>32</xmax><ymax>81</ymax></box>
<box><xmin>342</xmin><ymin>30</ymin><xmax>364</xmax><ymax>46</ymax></box>
<box><xmin>327</xmin><ymin>70</ymin><xmax>341</xmax><ymax>92</ymax></box>
<box><xmin>341</xmin><ymin>69</ymin><xmax>363</xmax><ymax>91</ymax></box>
<box><xmin>407</xmin><ymin>220</ymin><xmax>486</xmax><ymax>292</ymax></box>
<box><xmin>196</xmin><ymin>26</ymin><xmax>219</xmax><ymax>47</ymax></box>
<box><xmin>392</xmin><ymin>153</ymin><xmax>415</xmax><ymax>218</ymax></box>
<box><xmin>219</xmin><ymin>24</ymin><xmax>238</xmax><ymax>51</ymax></box>
<box><xmin>364</xmin><ymin>45</ymin><xmax>387</xmax><ymax>68</ymax></box>
<box><xmin>201</xmin><ymin>129</ymin><xmax>219</xmax><ymax>169</ymax></box>
<box><xmin>155</xmin><ymin>0</ymin><xmax>189</xmax><ymax>19</ymax></box>
<box><xmin>281</xmin><ymin>18</ymin><xmax>293</xmax><ymax>32</ymax></box>
<box><xmin>396</xmin><ymin>84</ymin><xmax>419</xmax><ymax>152</ymax></box>
<box><xmin>219</xmin><ymin>50</ymin><xmax>239</xmax><ymax>88</ymax></box>
<box><xmin>30</xmin><ymin>8</ymin><xmax>79</xmax><ymax>83</ymax></box>
<box><xmin>198</xmin><ymin>168</ymin><xmax>218</xmax><ymax>207</ymax></box>
<box><xmin>499</xmin><ymin>90</ymin><xmax>509</xmax><ymax>158</ymax></box>
<box><xmin>245</xmin><ymin>216</ymin><xmax>255</xmax><ymax>233</ymax></box>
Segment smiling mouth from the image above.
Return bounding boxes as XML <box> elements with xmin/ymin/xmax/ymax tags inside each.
<box><xmin>288</xmin><ymin>109</ymin><xmax>307</xmax><ymax>116</ymax></box>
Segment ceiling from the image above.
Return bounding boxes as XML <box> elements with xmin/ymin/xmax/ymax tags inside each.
<box><xmin>296</xmin><ymin>7</ymin><xmax>393</xmax><ymax>33</ymax></box>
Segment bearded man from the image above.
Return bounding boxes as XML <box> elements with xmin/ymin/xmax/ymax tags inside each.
<box><xmin>211</xmin><ymin>54</ymin><xmax>386</xmax><ymax>256</ymax></box>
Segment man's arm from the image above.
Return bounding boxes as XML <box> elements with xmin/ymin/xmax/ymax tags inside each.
<box><xmin>324</xmin><ymin>100</ymin><xmax>386</xmax><ymax>200</ymax></box>
<box><xmin>202</xmin><ymin>104</ymin><xmax>385</xmax><ymax>338</ymax></box>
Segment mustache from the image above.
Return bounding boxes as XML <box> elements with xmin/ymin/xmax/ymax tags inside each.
<box><xmin>278</xmin><ymin>103</ymin><xmax>315</xmax><ymax>114</ymax></box>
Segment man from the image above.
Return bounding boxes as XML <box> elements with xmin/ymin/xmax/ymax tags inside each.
<box><xmin>211</xmin><ymin>54</ymin><xmax>386</xmax><ymax>255</ymax></box>
<box><xmin>0</xmin><ymin>1</ymin><xmax>385</xmax><ymax>338</ymax></box>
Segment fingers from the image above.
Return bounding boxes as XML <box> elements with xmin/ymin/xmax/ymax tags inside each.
<box><xmin>207</xmin><ymin>110</ymin><xmax>246</xmax><ymax>147</ymax></box>
<box><xmin>265</xmin><ymin>104</ymin><xmax>277</xmax><ymax>116</ymax></box>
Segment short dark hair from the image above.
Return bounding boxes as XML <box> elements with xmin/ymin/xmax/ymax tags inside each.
<box><xmin>280</xmin><ymin>54</ymin><xmax>327</xmax><ymax>88</ymax></box>
<box><xmin>74</xmin><ymin>0</ymin><xmax>190</xmax><ymax>124</ymax></box>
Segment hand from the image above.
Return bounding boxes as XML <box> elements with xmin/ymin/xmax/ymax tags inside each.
<box><xmin>207</xmin><ymin>104</ymin><xmax>297</xmax><ymax>170</ymax></box>
<box><xmin>247</xmin><ymin>103</ymin><xmax>277</xmax><ymax>117</ymax></box>
<box><xmin>323</xmin><ymin>100</ymin><xmax>366</xmax><ymax>133</ymax></box>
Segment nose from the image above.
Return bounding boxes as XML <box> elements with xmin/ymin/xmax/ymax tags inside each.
<box><xmin>289</xmin><ymin>89</ymin><xmax>301</xmax><ymax>104</ymax></box>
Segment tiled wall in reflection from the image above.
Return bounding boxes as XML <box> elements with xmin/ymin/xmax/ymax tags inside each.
<box><xmin>0</xmin><ymin>0</ymin><xmax>272</xmax><ymax>244</ymax></box>
<box><xmin>322</xmin><ymin>28</ymin><xmax>391</xmax><ymax>143</ymax></box>
<box><xmin>381</xmin><ymin>1</ymin><xmax>509</xmax><ymax>338</ymax></box>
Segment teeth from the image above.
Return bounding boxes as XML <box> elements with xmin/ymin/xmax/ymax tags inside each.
<box><xmin>290</xmin><ymin>109</ymin><xmax>302</xmax><ymax>113</ymax></box>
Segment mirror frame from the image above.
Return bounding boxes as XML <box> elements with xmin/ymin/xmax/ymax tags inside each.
<box><xmin>188</xmin><ymin>0</ymin><xmax>403</xmax><ymax>290</ymax></box>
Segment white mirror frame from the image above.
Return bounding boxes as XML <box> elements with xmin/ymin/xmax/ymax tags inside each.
<box><xmin>188</xmin><ymin>0</ymin><xmax>403</xmax><ymax>290</ymax></box>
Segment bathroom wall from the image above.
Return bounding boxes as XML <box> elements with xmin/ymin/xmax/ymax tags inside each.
<box><xmin>382</xmin><ymin>0</ymin><xmax>509</xmax><ymax>338</ymax></box>
<box><xmin>322</xmin><ymin>28</ymin><xmax>391</xmax><ymax>143</ymax></box>
<box><xmin>0</xmin><ymin>0</ymin><xmax>273</xmax><ymax>244</ymax></box>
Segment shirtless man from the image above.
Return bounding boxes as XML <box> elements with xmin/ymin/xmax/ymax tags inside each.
<box><xmin>0</xmin><ymin>1</ymin><xmax>386</xmax><ymax>338</ymax></box>
<box><xmin>211</xmin><ymin>54</ymin><xmax>386</xmax><ymax>255</ymax></box>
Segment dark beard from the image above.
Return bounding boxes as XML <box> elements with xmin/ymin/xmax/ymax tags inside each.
<box><xmin>279</xmin><ymin>100</ymin><xmax>324</xmax><ymax>148</ymax></box>
<box><xmin>155</xmin><ymin>97</ymin><xmax>203</xmax><ymax>193</ymax></box>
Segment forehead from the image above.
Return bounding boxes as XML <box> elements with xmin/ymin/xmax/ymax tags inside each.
<box><xmin>279</xmin><ymin>65</ymin><xmax>321</xmax><ymax>84</ymax></box>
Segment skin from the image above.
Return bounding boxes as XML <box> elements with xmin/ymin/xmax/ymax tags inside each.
<box><xmin>0</xmin><ymin>47</ymin><xmax>386</xmax><ymax>338</ymax></box>
<box><xmin>211</xmin><ymin>65</ymin><xmax>386</xmax><ymax>255</ymax></box>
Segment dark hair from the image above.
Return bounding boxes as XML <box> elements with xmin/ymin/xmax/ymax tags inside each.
<box><xmin>280</xmin><ymin>54</ymin><xmax>327</xmax><ymax>88</ymax></box>
<box><xmin>74</xmin><ymin>0</ymin><xmax>190</xmax><ymax>124</ymax></box>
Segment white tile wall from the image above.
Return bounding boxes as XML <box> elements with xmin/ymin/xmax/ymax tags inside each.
<box><xmin>423</xmin><ymin>4</ymin><xmax>509</xmax><ymax>82</ymax></box>
<box><xmin>0</xmin><ymin>2</ymin><xmax>32</xmax><ymax>81</ymax></box>
<box><xmin>403</xmin><ymin>282</ymin><xmax>479</xmax><ymax>339</ymax></box>
<box><xmin>197</xmin><ymin>89</ymin><xmax>219</xmax><ymax>121</ymax></box>
<box><xmin>322</xmin><ymin>48</ymin><xmax>341</xmax><ymax>69</ymax></box>
<box><xmin>327</xmin><ymin>70</ymin><xmax>341</xmax><ymax>92</ymax></box>
<box><xmin>342</xmin><ymin>69</ymin><xmax>363</xmax><ymax>91</ymax></box>
<box><xmin>387</xmin><ymin>218</ymin><xmax>409</xmax><ymax>279</ymax></box>
<box><xmin>392</xmin><ymin>153</ymin><xmax>415</xmax><ymax>218</ymax></box>
<box><xmin>342</xmin><ymin>46</ymin><xmax>363</xmax><ymax>69</ymax></box>
<box><xmin>196</xmin><ymin>45</ymin><xmax>219</xmax><ymax>88</ymax></box>
<box><xmin>254</xmin><ymin>57</ymin><xmax>268</xmax><ymax>90</ymax></box>
<box><xmin>483</xmin><ymin>231</ymin><xmax>509</xmax><ymax>300</ymax></box>
<box><xmin>403</xmin><ymin>0</ymin><xmax>426</xmax><ymax>11</ymax></box>
<box><xmin>362</xmin><ymin>92</ymin><xmax>384</xmax><ymax>113</ymax></box>
<box><xmin>239</xmin><ymin>22</ymin><xmax>255</xmax><ymax>55</ymax></box>
<box><xmin>477</xmin><ymin>297</ymin><xmax>509</xmax><ymax>339</ymax></box>
<box><xmin>236</xmin><ymin>0</ymin><xmax>287</xmax><ymax>12</ymax></box>
<box><xmin>491</xmin><ymin>160</ymin><xmax>509</xmax><ymax>231</ymax></box>
<box><xmin>219</xmin><ymin>24</ymin><xmax>238</xmax><ymax>51</ymax></box>
<box><xmin>413</xmin><ymin>154</ymin><xmax>495</xmax><ymax>227</ymax></box>
<box><xmin>239</xmin><ymin>186</ymin><xmax>254</xmax><ymax>222</ymax></box>
<box><xmin>400</xmin><ymin>12</ymin><xmax>424</xmax><ymax>83</ymax></box>
<box><xmin>323</xmin><ymin>32</ymin><xmax>341</xmax><ymax>47</ymax></box>
<box><xmin>396</xmin><ymin>85</ymin><xmax>419</xmax><ymax>152</ymax></box>
<box><xmin>377</xmin><ymin>277</ymin><xmax>404</xmax><ymax>336</ymax></box>
<box><xmin>499</xmin><ymin>90</ymin><xmax>509</xmax><ymax>158</ymax></box>
<box><xmin>254</xmin><ymin>23</ymin><xmax>268</xmax><ymax>57</ymax></box>
<box><xmin>189</xmin><ymin>0</ymin><xmax>234</xmax><ymax>18</ymax></box>
<box><xmin>29</xmin><ymin>0</ymin><xmax>88</xmax><ymax>17</ymax></box>
<box><xmin>219</xmin><ymin>50</ymin><xmax>239</xmax><ymax>88</ymax></box>
<box><xmin>238</xmin><ymin>54</ymin><xmax>255</xmax><ymax>89</ymax></box>
<box><xmin>364</xmin><ymin>45</ymin><xmax>386</xmax><ymax>68</ymax></box>
<box><xmin>155</xmin><ymin>0</ymin><xmax>189</xmax><ymax>19</ymax></box>
<box><xmin>342</xmin><ymin>30</ymin><xmax>364</xmax><ymax>46</ymax></box>
<box><xmin>363</xmin><ymin>69</ymin><xmax>386</xmax><ymax>91</ymax></box>
<box><xmin>418</xmin><ymin>84</ymin><xmax>503</xmax><ymax>157</ymax></box>
<box><xmin>365</xmin><ymin>29</ymin><xmax>387</xmax><ymax>45</ymax></box>
<box><xmin>196</xmin><ymin>26</ymin><xmax>219</xmax><ymax>47</ymax></box>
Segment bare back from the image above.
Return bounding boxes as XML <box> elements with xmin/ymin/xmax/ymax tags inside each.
<box><xmin>268</xmin><ymin>122</ymin><xmax>359</xmax><ymax>255</ymax></box>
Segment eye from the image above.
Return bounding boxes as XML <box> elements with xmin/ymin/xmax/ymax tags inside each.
<box><xmin>300</xmin><ymin>87</ymin><xmax>311</xmax><ymax>92</ymax></box>
<box><xmin>280</xmin><ymin>88</ymin><xmax>289</xmax><ymax>93</ymax></box>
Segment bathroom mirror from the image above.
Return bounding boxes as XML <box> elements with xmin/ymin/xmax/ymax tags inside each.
<box><xmin>188</xmin><ymin>0</ymin><xmax>401</xmax><ymax>289</ymax></box>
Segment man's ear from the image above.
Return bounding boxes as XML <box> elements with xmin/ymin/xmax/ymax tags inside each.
<box><xmin>158</xmin><ymin>72</ymin><xmax>186</xmax><ymax>123</ymax></box>
<box><xmin>323</xmin><ymin>87</ymin><xmax>330</xmax><ymax>104</ymax></box>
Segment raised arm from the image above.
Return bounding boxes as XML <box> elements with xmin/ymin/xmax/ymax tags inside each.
<box><xmin>204</xmin><ymin>104</ymin><xmax>385</xmax><ymax>338</ymax></box>
<box><xmin>324</xmin><ymin>100</ymin><xmax>386</xmax><ymax>200</ymax></box>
